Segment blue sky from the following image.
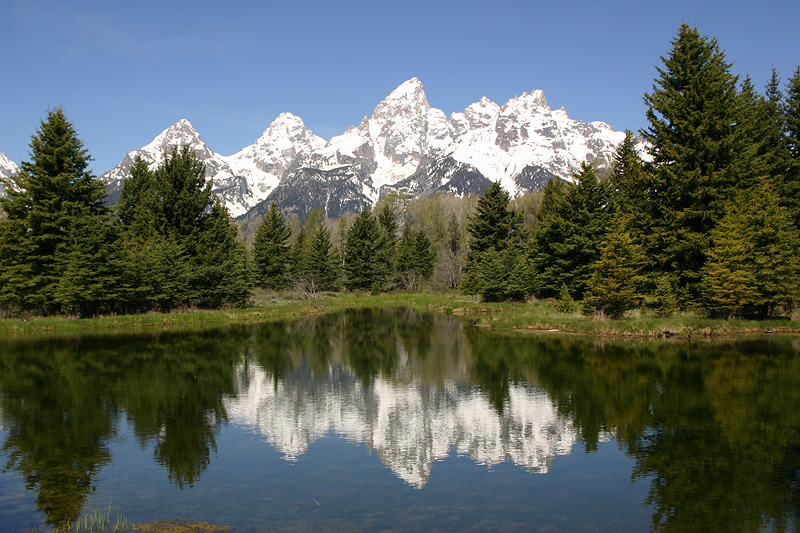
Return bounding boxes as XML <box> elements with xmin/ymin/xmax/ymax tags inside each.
<box><xmin>2</xmin><ymin>0</ymin><xmax>799</xmax><ymax>174</ymax></box>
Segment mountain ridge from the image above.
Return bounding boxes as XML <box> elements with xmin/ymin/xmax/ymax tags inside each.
<box><xmin>88</xmin><ymin>78</ymin><xmax>644</xmax><ymax>219</ymax></box>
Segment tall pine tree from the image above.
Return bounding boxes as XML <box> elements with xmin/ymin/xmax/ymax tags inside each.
<box><xmin>782</xmin><ymin>67</ymin><xmax>800</xmax><ymax>228</ymax></box>
<box><xmin>344</xmin><ymin>207</ymin><xmax>382</xmax><ymax>291</ymax></box>
<box><xmin>641</xmin><ymin>23</ymin><xmax>739</xmax><ymax>303</ymax></box>
<box><xmin>116</xmin><ymin>146</ymin><xmax>249</xmax><ymax>309</ymax></box>
<box><xmin>252</xmin><ymin>202</ymin><xmax>291</xmax><ymax>289</ymax></box>
<box><xmin>375</xmin><ymin>203</ymin><xmax>399</xmax><ymax>290</ymax></box>
<box><xmin>702</xmin><ymin>180</ymin><xmax>800</xmax><ymax>318</ymax></box>
<box><xmin>531</xmin><ymin>164</ymin><xmax>610</xmax><ymax>299</ymax></box>
<box><xmin>305</xmin><ymin>226</ymin><xmax>339</xmax><ymax>295</ymax></box>
<box><xmin>461</xmin><ymin>182</ymin><xmax>530</xmax><ymax>301</ymax></box>
<box><xmin>396</xmin><ymin>226</ymin><xmax>435</xmax><ymax>292</ymax></box>
<box><xmin>0</xmin><ymin>108</ymin><xmax>116</xmax><ymax>315</ymax></box>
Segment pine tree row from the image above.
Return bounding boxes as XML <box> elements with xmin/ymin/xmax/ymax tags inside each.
<box><xmin>461</xmin><ymin>24</ymin><xmax>800</xmax><ymax>319</ymax></box>
<box><xmin>252</xmin><ymin>201</ymin><xmax>435</xmax><ymax>297</ymax></box>
<box><xmin>0</xmin><ymin>109</ymin><xmax>250</xmax><ymax>317</ymax></box>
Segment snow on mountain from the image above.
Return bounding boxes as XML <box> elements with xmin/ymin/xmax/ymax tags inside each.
<box><xmin>0</xmin><ymin>152</ymin><xmax>20</xmax><ymax>196</ymax></box>
<box><xmin>101</xmin><ymin>78</ymin><xmax>637</xmax><ymax>220</ymax></box>
<box><xmin>446</xmin><ymin>89</ymin><xmax>625</xmax><ymax>196</ymax></box>
<box><xmin>101</xmin><ymin>119</ymin><xmax>256</xmax><ymax>216</ymax></box>
<box><xmin>226</xmin><ymin>113</ymin><xmax>326</xmax><ymax>202</ymax></box>
<box><xmin>381</xmin><ymin>156</ymin><xmax>493</xmax><ymax>199</ymax></box>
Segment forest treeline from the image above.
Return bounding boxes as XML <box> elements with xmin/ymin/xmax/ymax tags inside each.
<box><xmin>1</xmin><ymin>23</ymin><xmax>799</xmax><ymax>319</ymax></box>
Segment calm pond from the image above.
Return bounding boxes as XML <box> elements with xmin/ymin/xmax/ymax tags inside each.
<box><xmin>0</xmin><ymin>308</ymin><xmax>798</xmax><ymax>532</ymax></box>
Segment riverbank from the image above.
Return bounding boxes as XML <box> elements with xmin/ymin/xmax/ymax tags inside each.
<box><xmin>0</xmin><ymin>290</ymin><xmax>798</xmax><ymax>338</ymax></box>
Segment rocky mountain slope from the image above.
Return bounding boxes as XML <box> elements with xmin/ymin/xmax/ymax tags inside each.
<box><xmin>98</xmin><ymin>78</ymin><xmax>639</xmax><ymax>220</ymax></box>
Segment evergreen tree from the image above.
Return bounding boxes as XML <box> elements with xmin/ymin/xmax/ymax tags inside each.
<box><xmin>252</xmin><ymin>202</ymin><xmax>291</xmax><ymax>289</ymax></box>
<box><xmin>344</xmin><ymin>207</ymin><xmax>382</xmax><ymax>291</ymax></box>
<box><xmin>554</xmin><ymin>282</ymin><xmax>577</xmax><ymax>313</ymax></box>
<box><xmin>116</xmin><ymin>146</ymin><xmax>249</xmax><ymax>310</ymax></box>
<box><xmin>702</xmin><ymin>180</ymin><xmax>800</xmax><ymax>317</ymax></box>
<box><xmin>116</xmin><ymin>156</ymin><xmax>155</xmax><ymax>230</ymax></box>
<box><xmin>305</xmin><ymin>226</ymin><xmax>339</xmax><ymax>295</ymax></box>
<box><xmin>641</xmin><ymin>23</ymin><xmax>740</xmax><ymax>302</ymax></box>
<box><xmin>396</xmin><ymin>226</ymin><xmax>435</xmax><ymax>291</ymax></box>
<box><xmin>119</xmin><ymin>234</ymin><xmax>193</xmax><ymax>313</ymax></box>
<box><xmin>54</xmin><ymin>216</ymin><xmax>123</xmax><ymax>317</ymax></box>
<box><xmin>585</xmin><ymin>212</ymin><xmax>648</xmax><ymax>319</ymax></box>
<box><xmin>414</xmin><ymin>230</ymin><xmax>435</xmax><ymax>279</ymax></box>
<box><xmin>191</xmin><ymin>201</ymin><xmax>251</xmax><ymax>307</ymax></box>
<box><xmin>782</xmin><ymin>67</ymin><xmax>800</xmax><ymax>227</ymax></box>
<box><xmin>531</xmin><ymin>164</ymin><xmax>610</xmax><ymax>299</ymax></box>
<box><xmin>461</xmin><ymin>247</ymin><xmax>534</xmax><ymax>302</ymax></box>
<box><xmin>461</xmin><ymin>182</ymin><xmax>529</xmax><ymax>301</ymax></box>
<box><xmin>608</xmin><ymin>131</ymin><xmax>650</xmax><ymax>215</ymax></box>
<box><xmin>376</xmin><ymin>202</ymin><xmax>399</xmax><ymax>288</ymax></box>
<box><xmin>732</xmin><ymin>74</ymin><xmax>785</xmax><ymax>190</ymax></box>
<box><xmin>289</xmin><ymin>226</ymin><xmax>309</xmax><ymax>283</ymax></box>
<box><xmin>465</xmin><ymin>182</ymin><xmax>522</xmax><ymax>257</ymax></box>
<box><xmin>153</xmin><ymin>146</ymin><xmax>212</xmax><ymax>239</ymax></box>
<box><xmin>606</xmin><ymin>131</ymin><xmax>660</xmax><ymax>287</ymax></box>
<box><xmin>763</xmin><ymin>69</ymin><xmax>788</xmax><ymax>181</ymax></box>
<box><xmin>0</xmin><ymin>107</ymin><xmax>114</xmax><ymax>314</ymax></box>
<box><xmin>701</xmin><ymin>213</ymin><xmax>758</xmax><ymax>318</ymax></box>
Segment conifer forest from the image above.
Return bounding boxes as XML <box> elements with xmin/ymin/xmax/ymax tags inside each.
<box><xmin>1</xmin><ymin>23</ymin><xmax>799</xmax><ymax>320</ymax></box>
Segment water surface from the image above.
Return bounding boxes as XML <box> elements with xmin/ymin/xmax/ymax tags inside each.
<box><xmin>0</xmin><ymin>308</ymin><xmax>798</xmax><ymax>531</ymax></box>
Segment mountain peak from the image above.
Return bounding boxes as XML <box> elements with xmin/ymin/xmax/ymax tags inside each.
<box><xmin>271</xmin><ymin>112</ymin><xmax>304</xmax><ymax>126</ymax></box>
<box><xmin>377</xmin><ymin>78</ymin><xmax>430</xmax><ymax>112</ymax></box>
<box><xmin>391</xmin><ymin>77</ymin><xmax>423</xmax><ymax>93</ymax></box>
<box><xmin>260</xmin><ymin>112</ymin><xmax>318</xmax><ymax>142</ymax></box>
<box><xmin>509</xmin><ymin>89</ymin><xmax>549</xmax><ymax>110</ymax></box>
<box><xmin>0</xmin><ymin>152</ymin><xmax>20</xmax><ymax>194</ymax></box>
<box><xmin>101</xmin><ymin>78</ymin><xmax>634</xmax><ymax>221</ymax></box>
<box><xmin>163</xmin><ymin>118</ymin><xmax>199</xmax><ymax>135</ymax></box>
<box><xmin>144</xmin><ymin>119</ymin><xmax>206</xmax><ymax>155</ymax></box>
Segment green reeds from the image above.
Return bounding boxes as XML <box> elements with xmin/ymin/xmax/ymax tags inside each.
<box><xmin>51</xmin><ymin>500</ymin><xmax>129</xmax><ymax>533</ymax></box>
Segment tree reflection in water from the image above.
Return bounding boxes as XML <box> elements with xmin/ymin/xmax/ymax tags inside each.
<box><xmin>0</xmin><ymin>311</ymin><xmax>798</xmax><ymax>530</ymax></box>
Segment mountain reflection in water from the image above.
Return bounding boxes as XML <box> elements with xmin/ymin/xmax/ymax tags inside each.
<box><xmin>0</xmin><ymin>307</ymin><xmax>798</xmax><ymax>531</ymax></box>
<box><xmin>225</xmin><ymin>362</ymin><xmax>577</xmax><ymax>487</ymax></box>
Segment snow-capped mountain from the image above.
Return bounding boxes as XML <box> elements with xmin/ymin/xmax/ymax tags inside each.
<box><xmin>101</xmin><ymin>78</ymin><xmax>638</xmax><ymax>220</ymax></box>
<box><xmin>226</xmin><ymin>113</ymin><xmax>327</xmax><ymax>204</ymax></box>
<box><xmin>101</xmin><ymin>119</ymin><xmax>258</xmax><ymax>215</ymax></box>
<box><xmin>0</xmin><ymin>152</ymin><xmax>20</xmax><ymax>197</ymax></box>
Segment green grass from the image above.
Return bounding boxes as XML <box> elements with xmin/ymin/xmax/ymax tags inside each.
<box><xmin>49</xmin><ymin>502</ymin><xmax>128</xmax><ymax>533</ymax></box>
<box><xmin>1</xmin><ymin>290</ymin><xmax>798</xmax><ymax>339</ymax></box>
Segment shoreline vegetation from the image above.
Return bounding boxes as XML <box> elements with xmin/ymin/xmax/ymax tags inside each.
<box><xmin>1</xmin><ymin>290</ymin><xmax>798</xmax><ymax>340</ymax></box>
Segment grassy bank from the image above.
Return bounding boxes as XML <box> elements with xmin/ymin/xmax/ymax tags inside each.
<box><xmin>1</xmin><ymin>290</ymin><xmax>798</xmax><ymax>338</ymax></box>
